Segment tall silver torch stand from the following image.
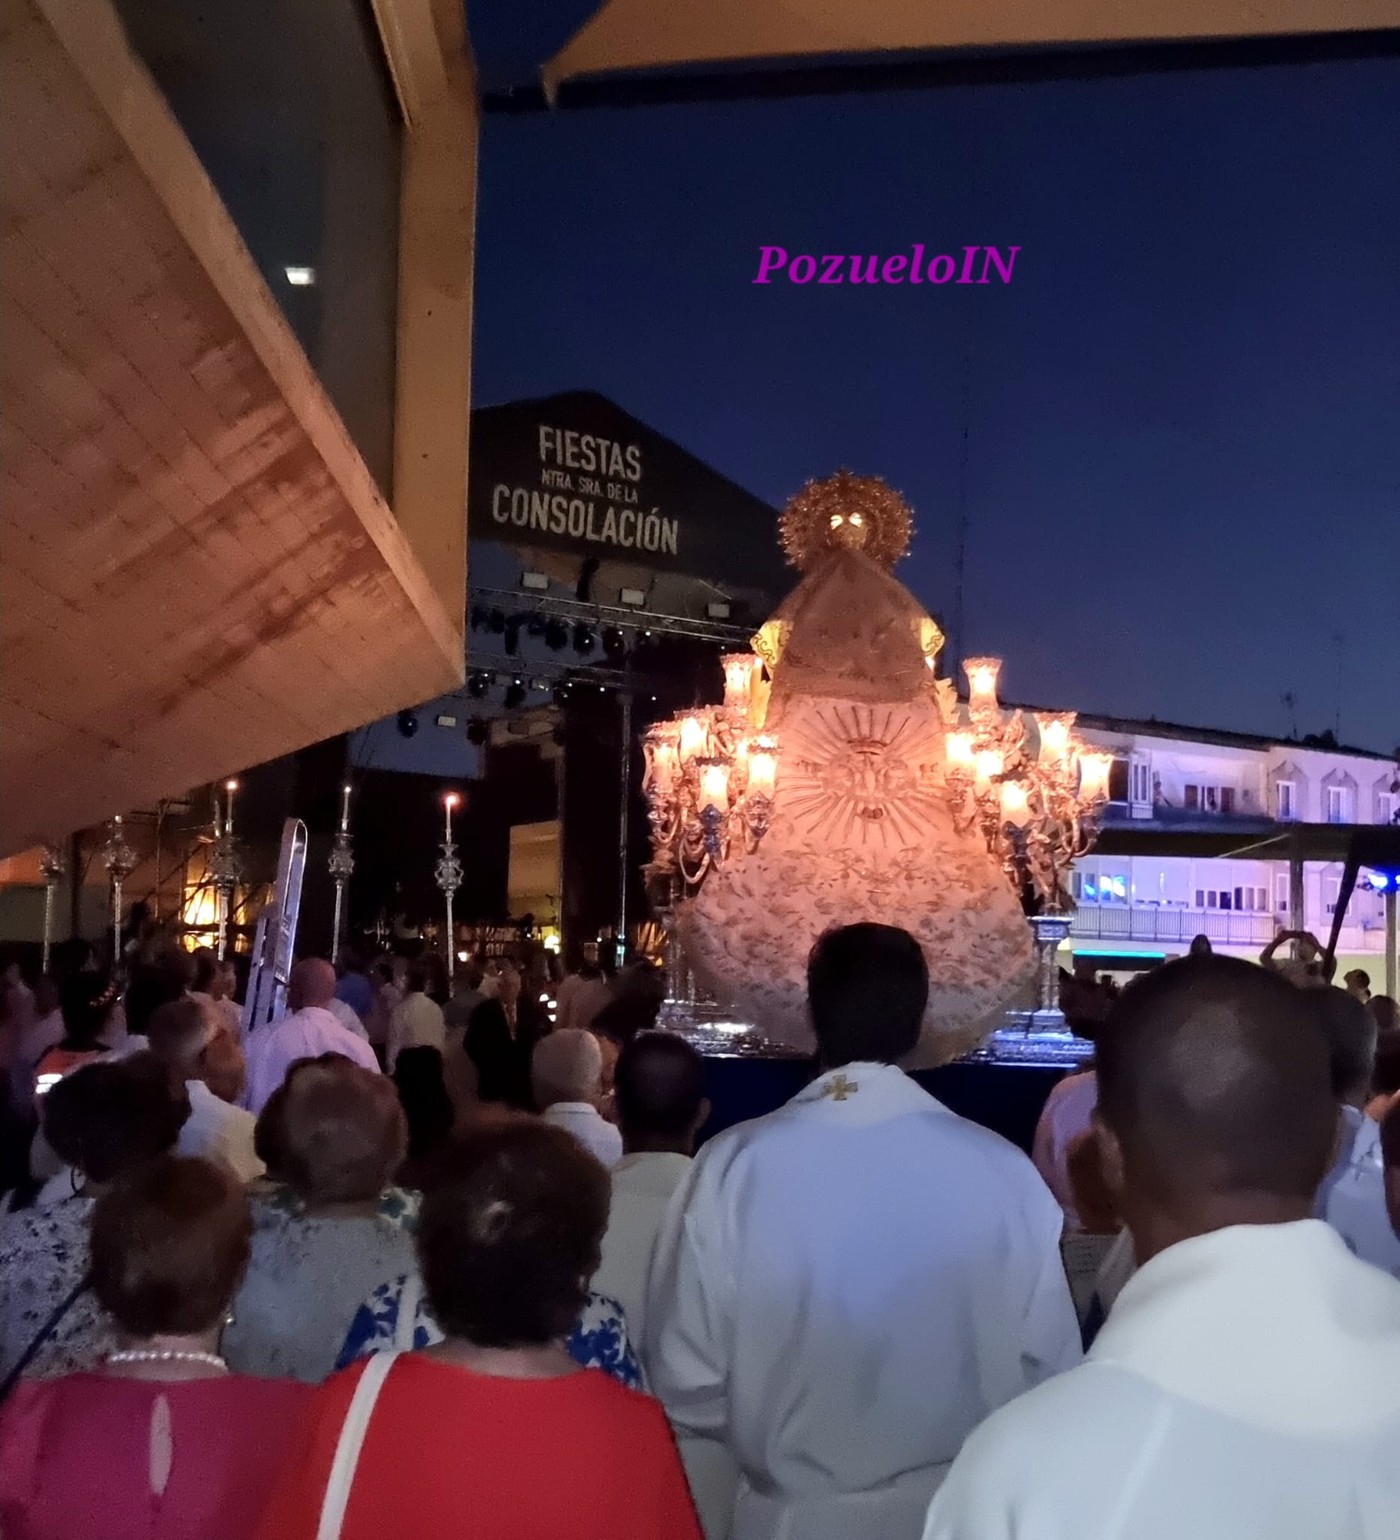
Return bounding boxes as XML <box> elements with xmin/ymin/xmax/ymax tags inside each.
<box><xmin>436</xmin><ymin>794</ymin><xmax>463</xmax><ymax>982</ymax></box>
<box><xmin>1028</xmin><ymin>911</ymin><xmax>1075</xmax><ymax>1031</ymax></box>
<box><xmin>102</xmin><ymin>816</ymin><xmax>137</xmax><ymax>975</ymax></box>
<box><xmin>328</xmin><ymin>783</ymin><xmax>354</xmax><ymax>966</ymax></box>
<box><xmin>210</xmin><ymin>783</ymin><xmax>243</xmax><ymax>963</ymax></box>
<box><xmin>39</xmin><ymin>842</ymin><xmax>65</xmax><ymax>975</ymax></box>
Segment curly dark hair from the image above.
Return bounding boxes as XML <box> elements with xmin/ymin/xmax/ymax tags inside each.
<box><xmin>417</xmin><ymin>1120</ymin><xmax>609</xmax><ymax>1348</ymax></box>
<box><xmin>43</xmin><ymin>1054</ymin><xmax>189</xmax><ymax>1183</ymax></box>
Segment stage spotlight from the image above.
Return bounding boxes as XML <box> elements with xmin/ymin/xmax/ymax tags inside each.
<box><xmin>552</xmin><ymin>681</ymin><xmax>571</xmax><ymax>708</ymax></box>
<box><xmin>504</xmin><ymin>679</ymin><xmax>527</xmax><ymax>709</ymax></box>
<box><xmin>465</xmin><ymin>717</ymin><xmax>489</xmax><ymax>746</ymax></box>
<box><xmin>544</xmin><ymin>618</ymin><xmax>569</xmax><ymax>651</ymax></box>
<box><xmin>602</xmin><ymin>626</ymin><xmax>627</xmax><ymax>661</ymax></box>
<box><xmin>467</xmin><ymin>672</ymin><xmax>490</xmax><ymax>699</ymax></box>
<box><xmin>396</xmin><ymin>709</ymin><xmax>419</xmax><ymax>738</ymax></box>
<box><xmin>488</xmin><ymin>609</ymin><xmax>506</xmax><ymax>634</ymax></box>
<box><xmin>573</xmin><ymin>622</ymin><xmax>596</xmax><ymax>655</ymax></box>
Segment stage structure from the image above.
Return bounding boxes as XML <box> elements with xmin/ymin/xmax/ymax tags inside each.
<box><xmin>642</xmin><ymin>471</ymin><xmax>1113</xmax><ymax>1065</ymax></box>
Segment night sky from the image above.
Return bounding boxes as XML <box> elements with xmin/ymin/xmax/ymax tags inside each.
<box><xmin>472</xmin><ymin>55</ymin><xmax>1400</xmax><ymax>754</ymax></box>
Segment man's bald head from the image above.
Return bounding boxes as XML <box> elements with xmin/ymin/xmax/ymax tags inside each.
<box><xmin>288</xmin><ymin>957</ymin><xmax>337</xmax><ymax>1012</ymax></box>
<box><xmin>1096</xmin><ymin>955</ymin><xmax>1335</xmax><ymax>1216</ymax></box>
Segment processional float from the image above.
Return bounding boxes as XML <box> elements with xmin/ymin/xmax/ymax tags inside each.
<box><xmin>641</xmin><ymin>471</ymin><xmax>1111</xmax><ymax>1065</ymax></box>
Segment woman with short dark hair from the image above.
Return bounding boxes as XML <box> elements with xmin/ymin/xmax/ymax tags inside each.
<box><xmin>258</xmin><ymin>1121</ymin><xmax>700</xmax><ymax>1539</ymax></box>
<box><xmin>0</xmin><ymin>1054</ymin><xmax>189</xmax><ymax>1381</ymax></box>
<box><xmin>0</xmin><ymin>1156</ymin><xmax>311</xmax><ymax>1539</ymax></box>
<box><xmin>224</xmin><ymin>1056</ymin><xmax>416</xmax><ymax>1383</ymax></box>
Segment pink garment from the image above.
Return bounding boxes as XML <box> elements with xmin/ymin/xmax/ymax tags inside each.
<box><xmin>0</xmin><ymin>1372</ymin><xmax>311</xmax><ymax>1540</ymax></box>
<box><xmin>1031</xmin><ymin>1069</ymin><xmax>1099</xmax><ymax>1230</ymax></box>
<box><xmin>242</xmin><ymin>1006</ymin><xmax>381</xmax><ymax>1114</ymax></box>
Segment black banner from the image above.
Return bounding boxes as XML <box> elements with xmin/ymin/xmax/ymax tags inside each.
<box><xmin>468</xmin><ymin>391</ymin><xmax>788</xmax><ymax>591</ymax></box>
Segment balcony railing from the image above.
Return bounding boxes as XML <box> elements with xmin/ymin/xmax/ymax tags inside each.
<box><xmin>1072</xmin><ymin>906</ymin><xmax>1279</xmax><ymax>947</ymax></box>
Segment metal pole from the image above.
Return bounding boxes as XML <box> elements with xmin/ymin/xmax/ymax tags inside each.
<box><xmin>1386</xmin><ymin>887</ymin><xmax>1397</xmax><ymax>1002</ymax></box>
<box><xmin>1289</xmin><ymin>846</ymin><xmax>1305</xmax><ymax>958</ymax></box>
<box><xmin>618</xmin><ymin>687</ymin><xmax>633</xmax><ymax>960</ymax></box>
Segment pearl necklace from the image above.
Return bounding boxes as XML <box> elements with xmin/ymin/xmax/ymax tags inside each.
<box><xmin>106</xmin><ymin>1349</ymin><xmax>228</xmax><ymax>1371</ymax></box>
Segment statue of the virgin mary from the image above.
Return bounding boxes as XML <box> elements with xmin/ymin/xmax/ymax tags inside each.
<box><xmin>677</xmin><ymin>471</ymin><xmax>1035</xmax><ymax>1063</ymax></box>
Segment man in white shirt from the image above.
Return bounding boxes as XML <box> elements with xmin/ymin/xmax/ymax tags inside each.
<box><xmin>147</xmin><ymin>996</ymin><xmax>263</xmax><ymax>1182</ymax></box>
<box><xmin>242</xmin><ymin>958</ymin><xmax>380</xmax><ymax>1114</ymax></box>
<box><xmin>386</xmin><ymin>961</ymin><xmax>446</xmax><ymax>1070</ymax></box>
<box><xmin>532</xmin><ymin>1028</ymin><xmax>623</xmax><ymax>1168</ymax></box>
<box><xmin>923</xmin><ymin>954</ymin><xmax>1400</xmax><ymax>1540</ymax></box>
<box><xmin>646</xmin><ymin>923</ymin><xmax>1081</xmax><ymax>1540</ymax></box>
<box><xmin>1311</xmin><ymin>985</ymin><xmax>1400</xmax><ymax>1276</ymax></box>
<box><xmin>594</xmin><ymin>1030</ymin><xmax>709</xmax><ymax>1338</ymax></box>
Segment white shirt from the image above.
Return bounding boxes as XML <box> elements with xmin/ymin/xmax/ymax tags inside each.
<box><xmin>326</xmin><ymin>996</ymin><xmax>371</xmax><ymax>1042</ymax></box>
<box><xmin>242</xmin><ymin>1006</ymin><xmax>381</xmax><ymax>1114</ymax></box>
<box><xmin>923</xmin><ymin>1221</ymin><xmax>1400</xmax><ymax>1540</ymax></box>
<box><xmin>386</xmin><ymin>992</ymin><xmax>446</xmax><ymax>1071</ymax></box>
<box><xmin>1031</xmin><ymin>1069</ymin><xmax>1098</xmax><ymax>1230</ymax></box>
<box><xmin>1323</xmin><ymin>1114</ymin><xmax>1400</xmax><ymax>1278</ymax></box>
<box><xmin>177</xmin><ymin>1079</ymin><xmax>264</xmax><ymax>1183</ymax></box>
<box><xmin>646</xmin><ymin>1061</ymin><xmax>1081</xmax><ymax>1540</ymax></box>
<box><xmin>593</xmin><ymin>1150</ymin><xmax>692</xmax><ymax>1343</ymax></box>
<box><xmin>541</xmin><ymin>1102</ymin><xmax>624</xmax><ymax>1169</ymax></box>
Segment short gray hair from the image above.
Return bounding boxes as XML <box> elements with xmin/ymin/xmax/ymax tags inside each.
<box><xmin>532</xmin><ymin>1029</ymin><xmax>602</xmax><ymax>1109</ymax></box>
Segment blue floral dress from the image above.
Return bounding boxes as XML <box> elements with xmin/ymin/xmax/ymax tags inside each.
<box><xmin>336</xmin><ymin>1275</ymin><xmax>643</xmax><ymax>1389</ymax></box>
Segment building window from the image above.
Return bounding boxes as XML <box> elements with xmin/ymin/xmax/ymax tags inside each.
<box><xmin>1185</xmin><ymin>784</ymin><xmax>1200</xmax><ymax>810</ymax></box>
<box><xmin>1378</xmin><ymin>792</ymin><xmax>1397</xmax><ymax>827</ymax></box>
<box><xmin>1325</xmin><ymin>785</ymin><xmax>1349</xmax><ymax>824</ymax></box>
<box><xmin>1276</xmin><ymin>781</ymin><xmax>1296</xmax><ymax>821</ymax></box>
<box><xmin>1220</xmin><ymin>787</ymin><xmax>1236</xmax><ymax>815</ymax></box>
<box><xmin>1275</xmin><ymin>873</ymin><xmax>1289</xmax><ymax>912</ymax></box>
<box><xmin>1108</xmin><ymin>759</ymin><xmax>1130</xmax><ymax>803</ymax></box>
<box><xmin>1130</xmin><ymin>761</ymin><xmax>1151</xmax><ymax>805</ymax></box>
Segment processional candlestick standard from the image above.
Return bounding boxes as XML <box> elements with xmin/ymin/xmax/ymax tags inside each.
<box><xmin>39</xmin><ymin>842</ymin><xmax>65</xmax><ymax>975</ymax></box>
<box><xmin>942</xmin><ymin>658</ymin><xmax>1113</xmax><ymax>1028</ymax></box>
<box><xmin>101</xmin><ymin>816</ymin><xmax>137</xmax><ymax>973</ymax></box>
<box><xmin>642</xmin><ymin>654</ymin><xmax>780</xmax><ymax>1000</ymax></box>
<box><xmin>328</xmin><ymin>783</ymin><xmax>355</xmax><ymax>965</ymax></box>
<box><xmin>209</xmin><ymin>780</ymin><xmax>244</xmax><ymax>962</ymax></box>
<box><xmin>436</xmin><ymin>793</ymin><xmax>464</xmax><ymax>981</ymax></box>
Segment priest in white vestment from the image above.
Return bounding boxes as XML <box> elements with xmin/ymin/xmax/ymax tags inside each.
<box><xmin>646</xmin><ymin>925</ymin><xmax>1081</xmax><ymax>1540</ymax></box>
<box><xmin>923</xmin><ymin>954</ymin><xmax>1400</xmax><ymax>1540</ymax></box>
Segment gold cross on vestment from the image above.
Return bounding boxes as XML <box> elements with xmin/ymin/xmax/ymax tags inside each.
<box><xmin>822</xmin><ymin>1073</ymin><xmax>859</xmax><ymax>1102</ymax></box>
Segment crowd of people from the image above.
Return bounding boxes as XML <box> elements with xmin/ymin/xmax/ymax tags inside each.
<box><xmin>0</xmin><ymin>922</ymin><xmax>1398</xmax><ymax>1538</ymax></box>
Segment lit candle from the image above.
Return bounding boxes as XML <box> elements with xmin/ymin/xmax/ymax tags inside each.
<box><xmin>699</xmin><ymin>762</ymin><xmax>730</xmax><ymax>813</ymax></box>
<box><xmin>964</xmin><ymin>657</ymin><xmax>1002</xmax><ymax>712</ymax></box>
<box><xmin>444</xmin><ymin>791</ymin><xmax>460</xmax><ymax>841</ymax></box>
<box><xmin>678</xmin><ymin>715</ymin><xmax>708</xmax><ymax>763</ymax></box>
<box><xmin>1077</xmin><ymin>752</ymin><xmax>1114</xmax><ymax>802</ymax></box>
<box><xmin>653</xmin><ymin>740</ymin><xmax>679</xmax><ymax>793</ymax></box>
<box><xmin>1000</xmin><ymin>779</ymin><xmax>1032</xmax><ymax>827</ymax></box>
<box><xmin>746</xmin><ymin>737</ymin><xmax>778</xmax><ymax>800</ymax></box>
<box><xmin>1035</xmin><ymin>713</ymin><xmax>1075</xmax><ymax>764</ymax></box>
<box><xmin>722</xmin><ymin>654</ymin><xmax>760</xmax><ymax>715</ymax></box>
<box><xmin>339</xmin><ymin>782</ymin><xmax>352</xmax><ymax>834</ymax></box>
<box><xmin>945</xmin><ymin>731</ymin><xmax>974</xmax><ymax>767</ymax></box>
<box><xmin>974</xmin><ymin>748</ymin><xmax>1004</xmax><ymax>787</ymax></box>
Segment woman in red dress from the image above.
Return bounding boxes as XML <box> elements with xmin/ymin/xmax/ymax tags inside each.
<box><xmin>0</xmin><ymin>1156</ymin><xmax>312</xmax><ymax>1539</ymax></box>
<box><xmin>257</xmin><ymin>1120</ymin><xmax>701</xmax><ymax>1540</ymax></box>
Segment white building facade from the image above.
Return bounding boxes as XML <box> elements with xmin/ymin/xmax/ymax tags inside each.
<box><xmin>1067</xmin><ymin>717</ymin><xmax>1398</xmax><ymax>979</ymax></box>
